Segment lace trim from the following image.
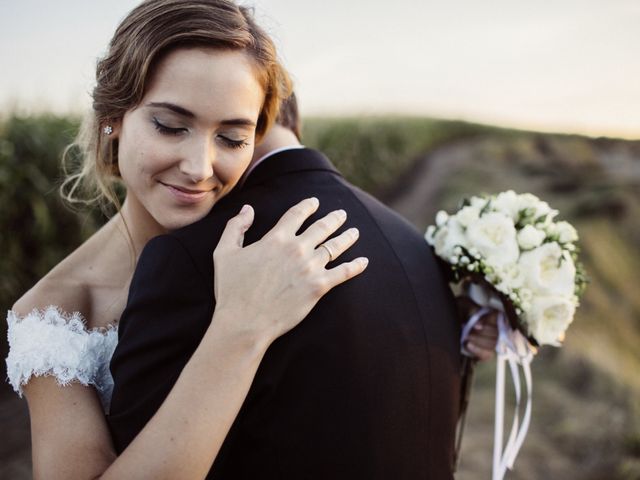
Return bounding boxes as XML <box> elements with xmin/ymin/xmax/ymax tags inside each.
<box><xmin>5</xmin><ymin>306</ymin><xmax>118</xmax><ymax>411</ymax></box>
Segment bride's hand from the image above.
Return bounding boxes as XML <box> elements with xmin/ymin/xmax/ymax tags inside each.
<box><xmin>212</xmin><ymin>197</ymin><xmax>368</xmax><ymax>344</ymax></box>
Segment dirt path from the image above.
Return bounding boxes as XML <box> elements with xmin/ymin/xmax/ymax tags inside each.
<box><xmin>388</xmin><ymin>142</ymin><xmax>472</xmax><ymax>230</ymax></box>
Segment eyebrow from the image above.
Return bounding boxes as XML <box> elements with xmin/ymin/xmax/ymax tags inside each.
<box><xmin>146</xmin><ymin>102</ymin><xmax>256</xmax><ymax>127</ymax></box>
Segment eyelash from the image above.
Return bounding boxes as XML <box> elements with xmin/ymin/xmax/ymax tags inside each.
<box><xmin>152</xmin><ymin>117</ymin><xmax>249</xmax><ymax>149</ymax></box>
<box><xmin>221</xmin><ymin>138</ymin><xmax>250</xmax><ymax>150</ymax></box>
<box><xmin>153</xmin><ymin>117</ymin><xmax>185</xmax><ymax>136</ymax></box>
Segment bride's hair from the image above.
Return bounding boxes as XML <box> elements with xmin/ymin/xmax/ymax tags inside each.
<box><xmin>62</xmin><ymin>0</ymin><xmax>291</xmax><ymax>213</ymax></box>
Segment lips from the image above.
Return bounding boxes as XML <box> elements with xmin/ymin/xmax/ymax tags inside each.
<box><xmin>161</xmin><ymin>182</ymin><xmax>214</xmax><ymax>204</ymax></box>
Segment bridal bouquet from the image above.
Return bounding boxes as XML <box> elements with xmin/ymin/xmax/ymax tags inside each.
<box><xmin>425</xmin><ymin>190</ymin><xmax>586</xmax><ymax>479</ymax></box>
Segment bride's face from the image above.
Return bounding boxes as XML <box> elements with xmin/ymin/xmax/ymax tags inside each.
<box><xmin>114</xmin><ymin>47</ymin><xmax>265</xmax><ymax>230</ymax></box>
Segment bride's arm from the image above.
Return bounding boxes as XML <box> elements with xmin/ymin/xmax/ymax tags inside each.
<box><xmin>23</xmin><ymin>198</ymin><xmax>367</xmax><ymax>480</ymax></box>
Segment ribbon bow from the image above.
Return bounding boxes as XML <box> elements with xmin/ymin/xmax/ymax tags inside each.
<box><xmin>461</xmin><ymin>283</ymin><xmax>535</xmax><ymax>480</ymax></box>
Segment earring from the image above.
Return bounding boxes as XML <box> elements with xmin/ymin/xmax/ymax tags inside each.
<box><xmin>103</xmin><ymin>125</ymin><xmax>113</xmax><ymax>135</ymax></box>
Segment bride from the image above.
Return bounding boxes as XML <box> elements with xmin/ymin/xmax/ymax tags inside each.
<box><xmin>5</xmin><ymin>1</ymin><xmax>368</xmax><ymax>478</ymax></box>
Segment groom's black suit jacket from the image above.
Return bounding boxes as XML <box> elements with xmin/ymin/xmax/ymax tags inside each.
<box><xmin>108</xmin><ymin>148</ymin><xmax>461</xmax><ymax>479</ymax></box>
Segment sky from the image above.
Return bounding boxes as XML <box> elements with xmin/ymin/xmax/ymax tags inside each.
<box><xmin>1</xmin><ymin>0</ymin><xmax>638</xmax><ymax>138</ymax></box>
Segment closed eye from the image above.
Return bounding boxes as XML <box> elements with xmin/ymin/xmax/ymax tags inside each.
<box><xmin>219</xmin><ymin>136</ymin><xmax>250</xmax><ymax>150</ymax></box>
<box><xmin>152</xmin><ymin>117</ymin><xmax>187</xmax><ymax>136</ymax></box>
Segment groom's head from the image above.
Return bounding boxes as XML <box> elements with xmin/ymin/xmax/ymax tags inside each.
<box><xmin>249</xmin><ymin>93</ymin><xmax>302</xmax><ymax>166</ymax></box>
<box><xmin>276</xmin><ymin>92</ymin><xmax>301</xmax><ymax>140</ymax></box>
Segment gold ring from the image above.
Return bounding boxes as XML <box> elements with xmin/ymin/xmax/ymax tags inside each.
<box><xmin>319</xmin><ymin>243</ymin><xmax>335</xmax><ymax>262</ymax></box>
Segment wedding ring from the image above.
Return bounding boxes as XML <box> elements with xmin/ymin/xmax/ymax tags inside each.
<box><xmin>318</xmin><ymin>243</ymin><xmax>335</xmax><ymax>262</ymax></box>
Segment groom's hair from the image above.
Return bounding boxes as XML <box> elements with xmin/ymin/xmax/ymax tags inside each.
<box><xmin>276</xmin><ymin>92</ymin><xmax>302</xmax><ymax>141</ymax></box>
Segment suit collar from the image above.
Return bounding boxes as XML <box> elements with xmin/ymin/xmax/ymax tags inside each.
<box><xmin>241</xmin><ymin>148</ymin><xmax>341</xmax><ymax>189</ymax></box>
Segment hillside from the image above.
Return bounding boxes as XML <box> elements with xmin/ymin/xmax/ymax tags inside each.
<box><xmin>379</xmin><ymin>129</ymin><xmax>640</xmax><ymax>479</ymax></box>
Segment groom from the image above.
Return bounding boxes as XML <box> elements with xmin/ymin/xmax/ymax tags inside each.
<box><xmin>108</xmin><ymin>95</ymin><xmax>463</xmax><ymax>478</ymax></box>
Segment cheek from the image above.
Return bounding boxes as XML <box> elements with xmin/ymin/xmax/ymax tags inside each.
<box><xmin>217</xmin><ymin>151</ymin><xmax>253</xmax><ymax>184</ymax></box>
<box><xmin>134</xmin><ymin>145</ymin><xmax>173</xmax><ymax>180</ymax></box>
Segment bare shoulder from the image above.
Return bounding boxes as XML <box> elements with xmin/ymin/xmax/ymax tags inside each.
<box><xmin>12</xmin><ymin>261</ymin><xmax>92</xmax><ymax>320</ymax></box>
<box><xmin>10</xmin><ymin>225</ymin><xmax>112</xmax><ymax>321</ymax></box>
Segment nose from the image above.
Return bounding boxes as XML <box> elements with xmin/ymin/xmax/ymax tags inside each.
<box><xmin>179</xmin><ymin>136</ymin><xmax>215</xmax><ymax>183</ymax></box>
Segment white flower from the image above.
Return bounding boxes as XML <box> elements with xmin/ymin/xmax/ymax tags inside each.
<box><xmin>433</xmin><ymin>218</ymin><xmax>468</xmax><ymax>259</ymax></box>
<box><xmin>465</xmin><ymin>211</ymin><xmax>519</xmax><ymax>268</ymax></box>
<box><xmin>554</xmin><ymin>221</ymin><xmax>579</xmax><ymax>243</ymax></box>
<box><xmin>518</xmin><ymin>242</ymin><xmax>576</xmax><ymax>297</ymax></box>
<box><xmin>518</xmin><ymin>193</ymin><xmax>558</xmax><ymax>221</ymax></box>
<box><xmin>497</xmin><ymin>263</ymin><xmax>525</xmax><ymax>289</ymax></box>
<box><xmin>470</xmin><ymin>196</ymin><xmax>487</xmax><ymax>210</ymax></box>
<box><xmin>525</xmin><ymin>295</ymin><xmax>576</xmax><ymax>345</ymax></box>
<box><xmin>493</xmin><ymin>190</ymin><xmax>520</xmax><ymax>219</ymax></box>
<box><xmin>425</xmin><ymin>225</ymin><xmax>436</xmax><ymax>244</ymax></box>
<box><xmin>455</xmin><ymin>205</ymin><xmax>481</xmax><ymax>227</ymax></box>
<box><xmin>537</xmin><ymin>209</ymin><xmax>559</xmax><ymax>225</ymax></box>
<box><xmin>519</xmin><ymin>288</ymin><xmax>533</xmax><ymax>304</ymax></box>
<box><xmin>517</xmin><ymin>224</ymin><xmax>546</xmax><ymax>250</ymax></box>
<box><xmin>517</xmin><ymin>193</ymin><xmax>543</xmax><ymax>213</ymax></box>
<box><xmin>436</xmin><ymin>210</ymin><xmax>449</xmax><ymax>227</ymax></box>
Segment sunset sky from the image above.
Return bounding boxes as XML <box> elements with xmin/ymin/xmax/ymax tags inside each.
<box><xmin>1</xmin><ymin>0</ymin><xmax>638</xmax><ymax>138</ymax></box>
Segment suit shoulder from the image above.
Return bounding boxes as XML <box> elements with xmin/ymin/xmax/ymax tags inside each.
<box><xmin>337</xmin><ymin>179</ymin><xmax>424</xmax><ymax>238</ymax></box>
<box><xmin>134</xmin><ymin>234</ymin><xmax>205</xmax><ymax>283</ymax></box>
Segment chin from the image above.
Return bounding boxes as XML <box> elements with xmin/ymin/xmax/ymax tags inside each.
<box><xmin>160</xmin><ymin>208</ymin><xmax>210</xmax><ymax>231</ymax></box>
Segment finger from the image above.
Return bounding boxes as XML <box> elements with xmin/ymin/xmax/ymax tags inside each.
<box><xmin>323</xmin><ymin>257</ymin><xmax>369</xmax><ymax>291</ymax></box>
<box><xmin>315</xmin><ymin>228</ymin><xmax>359</xmax><ymax>265</ymax></box>
<box><xmin>481</xmin><ymin>311</ymin><xmax>499</xmax><ymax>326</ymax></box>
<box><xmin>216</xmin><ymin>205</ymin><xmax>254</xmax><ymax>251</ymax></box>
<box><xmin>475</xmin><ymin>327</ymin><xmax>498</xmax><ymax>339</ymax></box>
<box><xmin>466</xmin><ymin>335</ymin><xmax>497</xmax><ymax>351</ymax></box>
<box><xmin>299</xmin><ymin>209</ymin><xmax>348</xmax><ymax>247</ymax></box>
<box><xmin>474</xmin><ymin>322</ymin><xmax>498</xmax><ymax>335</ymax></box>
<box><xmin>466</xmin><ymin>342</ymin><xmax>495</xmax><ymax>361</ymax></box>
<box><xmin>267</xmin><ymin>197</ymin><xmax>320</xmax><ymax>237</ymax></box>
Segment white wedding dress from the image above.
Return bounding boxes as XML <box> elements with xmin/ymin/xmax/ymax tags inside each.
<box><xmin>5</xmin><ymin>306</ymin><xmax>118</xmax><ymax>412</ymax></box>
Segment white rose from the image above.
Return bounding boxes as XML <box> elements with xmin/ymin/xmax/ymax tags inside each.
<box><xmin>433</xmin><ymin>218</ymin><xmax>468</xmax><ymax>260</ymax></box>
<box><xmin>517</xmin><ymin>193</ymin><xmax>543</xmax><ymax>213</ymax></box>
<box><xmin>519</xmin><ymin>287</ymin><xmax>533</xmax><ymax>304</ymax></box>
<box><xmin>517</xmin><ymin>224</ymin><xmax>546</xmax><ymax>250</ymax></box>
<box><xmin>435</xmin><ymin>210</ymin><xmax>449</xmax><ymax>227</ymax></box>
<box><xmin>525</xmin><ymin>295</ymin><xmax>576</xmax><ymax>345</ymax></box>
<box><xmin>493</xmin><ymin>190</ymin><xmax>520</xmax><ymax>219</ymax></box>
<box><xmin>518</xmin><ymin>193</ymin><xmax>558</xmax><ymax>221</ymax></box>
<box><xmin>465</xmin><ymin>212</ymin><xmax>519</xmax><ymax>267</ymax></box>
<box><xmin>496</xmin><ymin>263</ymin><xmax>525</xmax><ymax>289</ymax></box>
<box><xmin>554</xmin><ymin>221</ymin><xmax>578</xmax><ymax>243</ymax></box>
<box><xmin>455</xmin><ymin>205</ymin><xmax>480</xmax><ymax>227</ymax></box>
<box><xmin>518</xmin><ymin>242</ymin><xmax>576</xmax><ymax>297</ymax></box>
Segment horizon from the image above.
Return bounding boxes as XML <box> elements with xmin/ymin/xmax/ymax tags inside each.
<box><xmin>1</xmin><ymin>0</ymin><xmax>638</xmax><ymax>140</ymax></box>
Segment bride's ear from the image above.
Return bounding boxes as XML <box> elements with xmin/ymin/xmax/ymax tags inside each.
<box><xmin>102</xmin><ymin>119</ymin><xmax>122</xmax><ymax>139</ymax></box>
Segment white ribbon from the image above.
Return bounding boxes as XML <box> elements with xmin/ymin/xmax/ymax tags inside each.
<box><xmin>462</xmin><ymin>283</ymin><xmax>534</xmax><ymax>480</ymax></box>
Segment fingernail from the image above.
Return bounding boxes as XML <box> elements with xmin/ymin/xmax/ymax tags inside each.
<box><xmin>309</xmin><ymin>197</ymin><xmax>319</xmax><ymax>207</ymax></box>
<box><xmin>360</xmin><ymin>257</ymin><xmax>369</xmax><ymax>267</ymax></box>
<box><xmin>337</xmin><ymin>209</ymin><xmax>347</xmax><ymax>219</ymax></box>
<box><xmin>240</xmin><ymin>204</ymin><xmax>251</xmax><ymax>214</ymax></box>
<box><xmin>349</xmin><ymin>227</ymin><xmax>359</xmax><ymax>238</ymax></box>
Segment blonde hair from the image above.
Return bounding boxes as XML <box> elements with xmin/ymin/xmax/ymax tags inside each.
<box><xmin>62</xmin><ymin>0</ymin><xmax>291</xmax><ymax>212</ymax></box>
